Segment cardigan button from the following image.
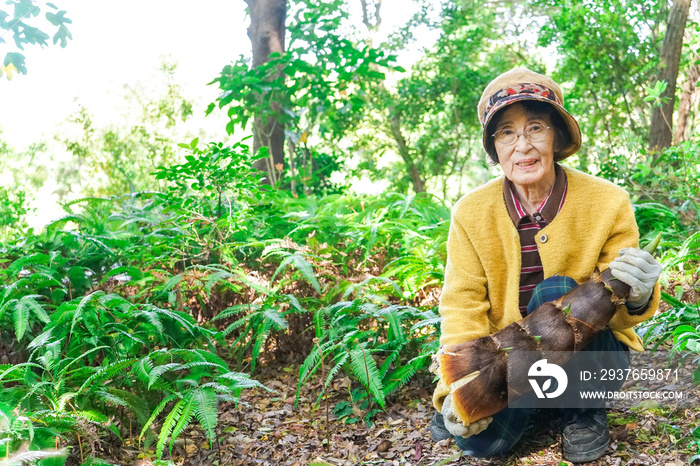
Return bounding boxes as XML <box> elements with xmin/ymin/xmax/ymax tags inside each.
<box><xmin>539</xmin><ymin>233</ymin><xmax>548</xmax><ymax>243</ymax></box>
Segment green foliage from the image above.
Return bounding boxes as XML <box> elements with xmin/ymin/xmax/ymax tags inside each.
<box><xmin>208</xmin><ymin>0</ymin><xmax>400</xmax><ymax>194</ymax></box>
<box><xmin>690</xmin><ymin>424</ymin><xmax>700</xmax><ymax>463</ymax></box>
<box><xmin>296</xmin><ymin>294</ymin><xmax>439</xmax><ymax>421</ymax></box>
<box><xmin>672</xmin><ymin>322</ymin><xmax>700</xmax><ymax>383</ymax></box>
<box><xmin>0</xmin><ymin>185</ymin><xmax>30</xmax><ymax>241</ymax></box>
<box><xmin>0</xmin><ymin>284</ymin><xmax>262</xmax><ymax>461</ymax></box>
<box><xmin>154</xmin><ymin>138</ymin><xmax>266</xmax><ymax>219</ymax></box>
<box><xmin>0</xmin><ymin>402</ymin><xmax>70</xmax><ymax>465</ymax></box>
<box><xmin>639</xmin><ymin>293</ymin><xmax>700</xmax><ymax>351</ymax></box>
<box><xmin>350</xmin><ymin>0</ymin><xmax>527</xmax><ymax>196</ymax></box>
<box><xmin>55</xmin><ymin>61</ymin><xmax>196</xmax><ymax>199</ymax></box>
<box><xmin>604</xmin><ymin>140</ymin><xmax>700</xmax><ymax>281</ymax></box>
<box><xmin>639</xmin><ymin>289</ymin><xmax>700</xmax><ymax>389</ymax></box>
<box><xmin>4</xmin><ymin>0</ymin><xmax>700</xmax><ymax>461</ymax></box>
<box><xmin>0</xmin><ymin>131</ymin><xmax>450</xmax><ymax>458</ymax></box>
<box><xmin>0</xmin><ymin>0</ymin><xmax>72</xmax><ymax>77</ymax></box>
<box><xmin>533</xmin><ymin>0</ymin><xmax>666</xmax><ymax>166</ymax></box>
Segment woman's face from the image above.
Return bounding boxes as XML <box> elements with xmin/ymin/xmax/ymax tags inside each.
<box><xmin>494</xmin><ymin>104</ymin><xmax>555</xmax><ymax>189</ymax></box>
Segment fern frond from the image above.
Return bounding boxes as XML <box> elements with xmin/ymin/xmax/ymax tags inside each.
<box><xmin>57</xmin><ymin>345</ymin><xmax>109</xmax><ymax>379</ymax></box>
<box><xmin>138</xmin><ymin>309</ymin><xmax>164</xmax><ymax>333</ymax></box>
<box><xmin>347</xmin><ymin>345</ymin><xmax>385</xmax><ymax>409</ymax></box>
<box><xmin>283</xmin><ymin>294</ymin><xmax>305</xmax><ymax>313</ymax></box>
<box><xmin>250</xmin><ymin>319</ymin><xmax>272</xmax><ymax>373</ymax></box>
<box><xmin>271</xmin><ymin>253</ymin><xmax>321</xmax><ymax>293</ymax></box>
<box><xmin>382</xmin><ymin>362</ymin><xmax>421</xmax><ymax>396</ymax></box>
<box><xmin>192</xmin><ymin>387</ymin><xmax>218</xmax><ymax>446</ymax></box>
<box><xmin>73</xmin><ymin>409</ymin><xmax>111</xmax><ymax>425</ymax></box>
<box><xmin>6</xmin><ymin>253</ymin><xmax>50</xmax><ymax>274</ymax></box>
<box><xmin>379</xmin><ymin>350</ymin><xmax>401</xmax><ymax>377</ymax></box>
<box><xmin>218</xmin><ymin>372</ymin><xmax>267</xmax><ymax>390</ymax></box>
<box><xmin>379</xmin><ymin>308</ymin><xmax>405</xmax><ymax>343</ymax></box>
<box><xmin>139</xmin><ymin>394</ymin><xmax>177</xmax><ymax>443</ymax></box>
<box><xmin>11</xmin><ymin>298</ymin><xmax>28</xmax><ymax>341</ymax></box>
<box><xmin>0</xmin><ymin>298</ymin><xmax>17</xmax><ymax>322</ymax></box>
<box><xmin>221</xmin><ymin>312</ymin><xmax>256</xmax><ymax>337</ymax></box>
<box><xmin>157</xmin><ymin>274</ymin><xmax>183</xmax><ymax>295</ymax></box>
<box><xmin>93</xmin><ymin>389</ymin><xmax>128</xmax><ymax>408</ymax></box>
<box><xmin>0</xmin><ymin>447</ymin><xmax>69</xmax><ymax>465</ymax></box>
<box><xmin>410</xmin><ymin>311</ymin><xmax>441</xmax><ymax>332</ymax></box>
<box><xmin>52</xmin><ymin>389</ymin><xmax>78</xmax><ymax>411</ymax></box>
<box><xmin>297</xmin><ymin>345</ymin><xmax>322</xmax><ymax>389</ymax></box>
<box><xmin>70</xmin><ymin>292</ymin><xmax>101</xmax><ymax>336</ymax></box>
<box><xmin>100</xmin><ymin>388</ymin><xmax>151</xmax><ymax>426</ymax></box>
<box><xmin>79</xmin><ymin>358</ymin><xmax>137</xmax><ymax>394</ymax></box>
<box><xmin>149</xmin><ymin>306</ymin><xmax>198</xmax><ymax>337</ymax></box>
<box><xmin>147</xmin><ymin>363</ymin><xmax>183</xmax><ymax>389</ymax></box>
<box><xmin>312</xmin><ymin>307</ymin><xmax>327</xmax><ymax>339</ymax></box>
<box><xmin>156</xmin><ymin>396</ymin><xmax>185</xmax><ymax>459</ymax></box>
<box><xmin>178</xmin><ymin>361</ymin><xmax>223</xmax><ymax>372</ymax></box>
<box><xmin>110</xmin><ymin>327</ymin><xmax>146</xmax><ymax>346</ymax></box>
<box><xmin>132</xmin><ymin>357</ymin><xmax>155</xmax><ymax>384</ymax></box>
<box><xmin>195</xmin><ymin>349</ymin><xmax>229</xmax><ymax>370</ymax></box>
<box><xmin>315</xmin><ymin>351</ymin><xmax>349</xmax><ymax>408</ymax></box>
<box><xmin>263</xmin><ymin>307</ymin><xmax>288</xmax><ymax>330</ymax></box>
<box><xmin>169</xmin><ymin>392</ymin><xmax>195</xmax><ymax>454</ymax></box>
<box><xmin>211</xmin><ymin>303</ymin><xmax>260</xmax><ymax>322</ymax></box>
<box><xmin>19</xmin><ymin>381</ymin><xmax>53</xmax><ymax>405</ymax></box>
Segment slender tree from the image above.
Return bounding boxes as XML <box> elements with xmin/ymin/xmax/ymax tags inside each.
<box><xmin>244</xmin><ymin>0</ymin><xmax>287</xmax><ymax>184</ymax></box>
<box><xmin>674</xmin><ymin>64</ymin><xmax>700</xmax><ymax>143</ymax></box>
<box><xmin>649</xmin><ymin>0</ymin><xmax>690</xmax><ymax>154</ymax></box>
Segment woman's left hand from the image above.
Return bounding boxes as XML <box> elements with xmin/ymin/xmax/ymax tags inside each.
<box><xmin>609</xmin><ymin>248</ymin><xmax>662</xmax><ymax>309</ymax></box>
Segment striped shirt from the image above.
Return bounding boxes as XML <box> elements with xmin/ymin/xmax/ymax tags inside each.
<box><xmin>503</xmin><ymin>164</ymin><xmax>568</xmax><ymax>316</ymax></box>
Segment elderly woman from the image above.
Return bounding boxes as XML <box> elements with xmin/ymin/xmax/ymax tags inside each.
<box><xmin>430</xmin><ymin>68</ymin><xmax>662</xmax><ymax>462</ymax></box>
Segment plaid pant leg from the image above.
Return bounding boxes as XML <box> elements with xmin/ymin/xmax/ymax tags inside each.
<box><xmin>453</xmin><ymin>407</ymin><xmax>533</xmax><ymax>458</ymax></box>
<box><xmin>526</xmin><ymin>275</ymin><xmax>579</xmax><ymax>314</ymax></box>
<box><xmin>577</xmin><ymin>328</ymin><xmax>630</xmax><ymax>393</ymax></box>
<box><xmin>448</xmin><ymin>276</ymin><xmax>631</xmax><ymax>457</ymax></box>
<box><xmin>527</xmin><ymin>275</ymin><xmax>631</xmax><ymax>395</ymax></box>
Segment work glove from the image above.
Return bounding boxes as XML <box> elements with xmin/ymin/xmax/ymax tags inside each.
<box><xmin>441</xmin><ymin>393</ymin><xmax>492</xmax><ymax>438</ymax></box>
<box><xmin>609</xmin><ymin>248</ymin><xmax>662</xmax><ymax>309</ymax></box>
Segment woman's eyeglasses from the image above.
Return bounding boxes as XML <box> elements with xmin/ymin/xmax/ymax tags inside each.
<box><xmin>492</xmin><ymin>124</ymin><xmax>550</xmax><ymax>145</ymax></box>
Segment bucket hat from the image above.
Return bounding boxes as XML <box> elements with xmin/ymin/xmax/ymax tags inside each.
<box><xmin>477</xmin><ymin>68</ymin><xmax>582</xmax><ymax>159</ymax></box>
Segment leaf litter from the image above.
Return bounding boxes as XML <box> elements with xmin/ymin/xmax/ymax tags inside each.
<box><xmin>119</xmin><ymin>349</ymin><xmax>698</xmax><ymax>466</ymax></box>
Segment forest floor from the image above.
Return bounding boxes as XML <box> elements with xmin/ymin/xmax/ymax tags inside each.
<box><xmin>100</xmin><ymin>349</ymin><xmax>699</xmax><ymax>466</ymax></box>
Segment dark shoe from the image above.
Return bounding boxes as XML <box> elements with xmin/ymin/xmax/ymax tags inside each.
<box><xmin>429</xmin><ymin>411</ymin><xmax>453</xmax><ymax>442</ymax></box>
<box><xmin>562</xmin><ymin>408</ymin><xmax>610</xmax><ymax>463</ymax></box>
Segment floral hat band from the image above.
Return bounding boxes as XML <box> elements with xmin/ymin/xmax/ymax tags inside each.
<box><xmin>481</xmin><ymin>83</ymin><xmax>561</xmax><ymax>128</ymax></box>
<box><xmin>477</xmin><ymin>68</ymin><xmax>582</xmax><ymax>160</ymax></box>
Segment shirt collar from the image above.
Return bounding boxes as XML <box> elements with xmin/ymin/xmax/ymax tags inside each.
<box><xmin>503</xmin><ymin>164</ymin><xmax>567</xmax><ymax>225</ymax></box>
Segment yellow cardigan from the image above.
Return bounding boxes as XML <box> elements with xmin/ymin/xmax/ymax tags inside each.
<box><xmin>433</xmin><ymin>166</ymin><xmax>660</xmax><ymax>410</ymax></box>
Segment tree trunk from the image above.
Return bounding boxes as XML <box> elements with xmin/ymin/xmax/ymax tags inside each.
<box><xmin>245</xmin><ymin>0</ymin><xmax>287</xmax><ymax>185</ymax></box>
<box><xmin>389</xmin><ymin>112</ymin><xmax>426</xmax><ymax>193</ymax></box>
<box><xmin>649</xmin><ymin>0</ymin><xmax>690</xmax><ymax>154</ymax></box>
<box><xmin>674</xmin><ymin>64</ymin><xmax>700</xmax><ymax>143</ymax></box>
<box><xmin>361</xmin><ymin>0</ymin><xmax>428</xmax><ymax>193</ymax></box>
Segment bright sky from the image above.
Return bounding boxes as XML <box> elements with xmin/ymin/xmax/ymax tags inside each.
<box><xmin>1</xmin><ymin>0</ymin><xmax>247</xmax><ymax>148</ymax></box>
<box><xmin>0</xmin><ymin>0</ymin><xmax>428</xmax><ymax>150</ymax></box>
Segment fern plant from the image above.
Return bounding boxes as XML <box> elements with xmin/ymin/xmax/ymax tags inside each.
<box><xmin>0</xmin><ymin>288</ymin><xmax>264</xmax><ymax>462</ymax></box>
<box><xmin>136</xmin><ymin>348</ymin><xmax>267</xmax><ymax>459</ymax></box>
<box><xmin>0</xmin><ymin>401</ymin><xmax>69</xmax><ymax>464</ymax></box>
<box><xmin>639</xmin><ymin>293</ymin><xmax>700</xmax><ymax>351</ymax></box>
<box><xmin>296</xmin><ymin>283</ymin><xmax>439</xmax><ymax>422</ymax></box>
